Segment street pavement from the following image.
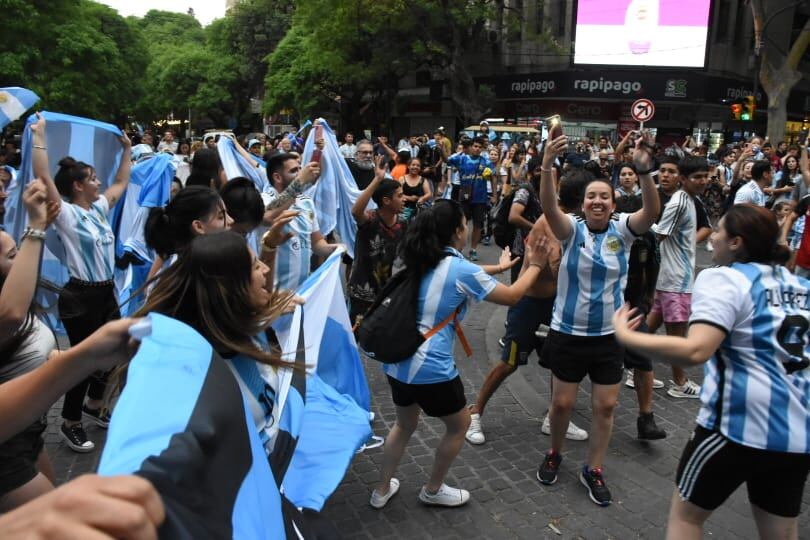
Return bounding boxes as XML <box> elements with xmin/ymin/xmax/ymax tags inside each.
<box><xmin>46</xmin><ymin>242</ymin><xmax>810</xmax><ymax>539</ymax></box>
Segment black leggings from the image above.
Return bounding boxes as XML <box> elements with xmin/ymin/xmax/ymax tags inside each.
<box><xmin>58</xmin><ymin>279</ymin><xmax>120</xmax><ymax>422</ymax></box>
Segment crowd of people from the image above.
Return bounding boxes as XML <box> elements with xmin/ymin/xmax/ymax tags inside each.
<box><xmin>0</xmin><ymin>113</ymin><xmax>808</xmax><ymax>540</ymax></box>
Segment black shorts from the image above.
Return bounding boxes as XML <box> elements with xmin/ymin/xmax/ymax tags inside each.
<box><xmin>623</xmin><ymin>318</ymin><xmax>653</xmax><ymax>372</ymax></box>
<box><xmin>386</xmin><ymin>375</ymin><xmax>466</xmax><ymax>418</ymax></box>
<box><xmin>0</xmin><ymin>417</ymin><xmax>46</xmax><ymax>496</ymax></box>
<box><xmin>676</xmin><ymin>426</ymin><xmax>810</xmax><ymax>517</ymax></box>
<box><xmin>541</xmin><ymin>329</ymin><xmax>624</xmax><ymax>385</ymax></box>
<box><xmin>459</xmin><ymin>201</ymin><xmax>486</xmax><ymax>228</ymax></box>
<box><xmin>501</xmin><ymin>296</ymin><xmax>554</xmax><ymax>368</ymax></box>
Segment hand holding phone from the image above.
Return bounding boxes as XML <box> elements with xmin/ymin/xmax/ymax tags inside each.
<box><xmin>546</xmin><ymin>115</ymin><xmax>563</xmax><ymax>141</ymax></box>
<box><xmin>310</xmin><ymin>125</ymin><xmax>324</xmax><ymax>163</ymax></box>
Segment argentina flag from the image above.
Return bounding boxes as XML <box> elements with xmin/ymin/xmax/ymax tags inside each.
<box><xmin>0</xmin><ymin>87</ymin><xmax>39</xmax><ymax>129</ymax></box>
<box><xmin>217</xmin><ymin>135</ymin><xmax>271</xmax><ymax>194</ymax></box>
<box><xmin>300</xmin><ymin>120</ymin><xmax>370</xmax><ymax>259</ymax></box>
<box><xmin>110</xmin><ymin>153</ymin><xmax>175</xmax><ymax>315</ymax></box>
<box><xmin>271</xmin><ymin>247</ymin><xmax>373</xmax><ymax>510</ymax></box>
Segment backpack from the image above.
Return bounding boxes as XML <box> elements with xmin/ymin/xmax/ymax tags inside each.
<box><xmin>357</xmin><ymin>269</ymin><xmax>471</xmax><ymax>364</ymax></box>
<box><xmin>492</xmin><ymin>183</ymin><xmax>534</xmax><ymax>249</ymax></box>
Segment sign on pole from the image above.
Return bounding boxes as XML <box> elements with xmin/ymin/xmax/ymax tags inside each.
<box><xmin>631</xmin><ymin>98</ymin><xmax>655</xmax><ymax>130</ymax></box>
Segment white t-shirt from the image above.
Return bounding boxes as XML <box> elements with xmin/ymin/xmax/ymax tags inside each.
<box><xmin>654</xmin><ymin>190</ymin><xmax>697</xmax><ymax>293</ymax></box>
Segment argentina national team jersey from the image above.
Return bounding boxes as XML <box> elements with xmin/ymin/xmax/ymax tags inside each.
<box><xmin>691</xmin><ymin>264</ymin><xmax>810</xmax><ymax>454</ymax></box>
<box><xmin>655</xmin><ymin>190</ymin><xmax>697</xmax><ymax>293</ymax></box>
<box><xmin>274</xmin><ymin>196</ymin><xmax>319</xmax><ymax>292</ymax></box>
<box><xmin>384</xmin><ymin>248</ymin><xmax>497</xmax><ymax>384</ymax></box>
<box><xmin>52</xmin><ymin>195</ymin><xmax>115</xmax><ymax>282</ymax></box>
<box><xmin>552</xmin><ymin>213</ymin><xmax>637</xmax><ymax>336</ymax></box>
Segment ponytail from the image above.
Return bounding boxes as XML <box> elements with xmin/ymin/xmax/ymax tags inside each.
<box><xmin>145</xmin><ymin>186</ymin><xmax>221</xmax><ymax>259</ymax></box>
<box><xmin>400</xmin><ymin>199</ymin><xmax>464</xmax><ymax>276</ymax></box>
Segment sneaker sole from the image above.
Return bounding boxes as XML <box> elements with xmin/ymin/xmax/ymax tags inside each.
<box><xmin>579</xmin><ymin>472</ymin><xmax>611</xmax><ymax>507</ymax></box>
<box><xmin>536</xmin><ymin>469</ymin><xmax>557</xmax><ymax>485</ymax></box>
<box><xmin>465</xmin><ymin>435</ymin><xmax>485</xmax><ymax>445</ymax></box>
<box><xmin>666</xmin><ymin>390</ymin><xmax>700</xmax><ymax>399</ymax></box>
<box><xmin>541</xmin><ymin>424</ymin><xmax>589</xmax><ymax>441</ymax></box>
<box><xmin>82</xmin><ymin>411</ymin><xmax>109</xmax><ymax>429</ymax></box>
<box><xmin>626</xmin><ymin>380</ymin><xmax>665</xmax><ymax>389</ymax></box>
<box><xmin>418</xmin><ymin>492</ymin><xmax>469</xmax><ymax>507</ymax></box>
<box><xmin>60</xmin><ymin>431</ymin><xmax>95</xmax><ymax>453</ymax></box>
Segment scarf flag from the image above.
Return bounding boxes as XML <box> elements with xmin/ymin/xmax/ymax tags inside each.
<box><xmin>110</xmin><ymin>153</ymin><xmax>175</xmax><ymax>315</ymax></box>
<box><xmin>0</xmin><ymin>87</ymin><xmax>39</xmax><ymax>129</ymax></box>
<box><xmin>300</xmin><ymin>120</ymin><xmax>369</xmax><ymax>259</ymax></box>
<box><xmin>217</xmin><ymin>136</ymin><xmax>271</xmax><ymax>195</ymax></box>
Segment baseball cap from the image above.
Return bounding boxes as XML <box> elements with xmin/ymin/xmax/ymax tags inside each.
<box><xmin>132</xmin><ymin>144</ymin><xmax>155</xmax><ymax>163</ymax></box>
<box><xmin>248</xmin><ymin>138</ymin><xmax>261</xmax><ymax>148</ymax></box>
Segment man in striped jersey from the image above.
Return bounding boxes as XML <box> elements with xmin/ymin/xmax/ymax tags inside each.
<box><xmin>649</xmin><ymin>156</ymin><xmax>710</xmax><ymax>399</ymax></box>
<box><xmin>265</xmin><ymin>153</ymin><xmax>341</xmax><ymax>291</ymax></box>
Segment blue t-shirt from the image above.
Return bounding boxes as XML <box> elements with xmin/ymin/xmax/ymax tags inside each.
<box><xmin>446</xmin><ymin>153</ymin><xmax>494</xmax><ymax>204</ymax></box>
<box><xmin>383</xmin><ymin>248</ymin><xmax>497</xmax><ymax>384</ymax></box>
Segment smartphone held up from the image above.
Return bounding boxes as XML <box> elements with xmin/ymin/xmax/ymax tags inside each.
<box><xmin>310</xmin><ymin>124</ymin><xmax>324</xmax><ymax>164</ymax></box>
<box><xmin>546</xmin><ymin>115</ymin><xmax>563</xmax><ymax>141</ymax></box>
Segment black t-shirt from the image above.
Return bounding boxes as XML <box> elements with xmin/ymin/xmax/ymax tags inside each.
<box><xmin>348</xmin><ymin>211</ymin><xmax>407</xmax><ymax>304</ymax></box>
<box><xmin>346</xmin><ymin>159</ymin><xmax>376</xmax><ymax>191</ymax></box>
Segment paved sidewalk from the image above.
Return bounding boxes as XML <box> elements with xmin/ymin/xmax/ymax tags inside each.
<box><xmin>47</xmin><ymin>243</ymin><xmax>810</xmax><ymax>539</ymax></box>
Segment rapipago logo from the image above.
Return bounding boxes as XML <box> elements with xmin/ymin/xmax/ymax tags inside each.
<box><xmin>665</xmin><ymin>79</ymin><xmax>687</xmax><ymax>98</ymax></box>
<box><xmin>511</xmin><ymin>79</ymin><xmax>556</xmax><ymax>94</ymax></box>
<box><xmin>573</xmin><ymin>78</ymin><xmax>642</xmax><ymax>95</ymax></box>
<box><xmin>605</xmin><ymin>236</ymin><xmax>621</xmax><ymax>254</ymax></box>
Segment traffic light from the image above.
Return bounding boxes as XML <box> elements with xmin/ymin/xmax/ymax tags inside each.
<box><xmin>731</xmin><ymin>103</ymin><xmax>743</xmax><ymax>120</ymax></box>
<box><xmin>741</xmin><ymin>95</ymin><xmax>756</xmax><ymax>121</ymax></box>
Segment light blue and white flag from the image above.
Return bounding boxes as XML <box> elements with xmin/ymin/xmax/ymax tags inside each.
<box><xmin>300</xmin><ymin>119</ymin><xmax>370</xmax><ymax>259</ymax></box>
<box><xmin>217</xmin><ymin>136</ymin><xmax>271</xmax><ymax>194</ymax></box>
<box><xmin>270</xmin><ymin>247</ymin><xmax>372</xmax><ymax>510</ymax></box>
<box><xmin>0</xmin><ymin>87</ymin><xmax>39</xmax><ymax>130</ymax></box>
<box><xmin>110</xmin><ymin>153</ymin><xmax>174</xmax><ymax>315</ymax></box>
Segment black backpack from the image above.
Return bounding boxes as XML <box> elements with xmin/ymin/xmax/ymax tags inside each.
<box><xmin>492</xmin><ymin>183</ymin><xmax>536</xmax><ymax>249</ymax></box>
<box><xmin>357</xmin><ymin>269</ymin><xmax>470</xmax><ymax>364</ymax></box>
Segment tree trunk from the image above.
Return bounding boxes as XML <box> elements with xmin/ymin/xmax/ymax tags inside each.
<box><xmin>751</xmin><ymin>1</ymin><xmax>810</xmax><ymax>142</ymax></box>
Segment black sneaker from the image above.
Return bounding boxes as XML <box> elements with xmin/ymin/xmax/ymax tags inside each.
<box><xmin>60</xmin><ymin>423</ymin><xmax>95</xmax><ymax>453</ymax></box>
<box><xmin>580</xmin><ymin>466</ymin><xmax>611</xmax><ymax>506</ymax></box>
<box><xmin>82</xmin><ymin>405</ymin><xmax>111</xmax><ymax>429</ymax></box>
<box><xmin>537</xmin><ymin>451</ymin><xmax>562</xmax><ymax>485</ymax></box>
<box><xmin>637</xmin><ymin>412</ymin><xmax>667</xmax><ymax>440</ymax></box>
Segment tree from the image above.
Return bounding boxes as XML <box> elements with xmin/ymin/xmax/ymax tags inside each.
<box><xmin>0</xmin><ymin>0</ymin><xmax>148</xmax><ymax>122</ymax></box>
<box><xmin>750</xmin><ymin>0</ymin><xmax>810</xmax><ymax>142</ymax></box>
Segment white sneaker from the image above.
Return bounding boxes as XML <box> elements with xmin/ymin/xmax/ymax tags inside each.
<box><xmin>418</xmin><ymin>483</ymin><xmax>470</xmax><ymax>507</ymax></box>
<box><xmin>625</xmin><ymin>369</ymin><xmax>664</xmax><ymax>389</ymax></box>
<box><xmin>370</xmin><ymin>478</ymin><xmax>400</xmax><ymax>509</ymax></box>
<box><xmin>667</xmin><ymin>379</ymin><xmax>701</xmax><ymax>399</ymax></box>
<box><xmin>465</xmin><ymin>413</ymin><xmax>485</xmax><ymax>445</ymax></box>
<box><xmin>541</xmin><ymin>413</ymin><xmax>589</xmax><ymax>441</ymax></box>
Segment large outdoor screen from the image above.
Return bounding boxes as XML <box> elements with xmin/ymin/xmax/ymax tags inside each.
<box><xmin>573</xmin><ymin>0</ymin><xmax>712</xmax><ymax>67</ymax></box>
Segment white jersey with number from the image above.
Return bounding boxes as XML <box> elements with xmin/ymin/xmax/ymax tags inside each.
<box><xmin>690</xmin><ymin>263</ymin><xmax>810</xmax><ymax>453</ymax></box>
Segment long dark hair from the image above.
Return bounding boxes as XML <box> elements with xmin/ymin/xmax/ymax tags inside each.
<box><xmin>144</xmin><ymin>186</ymin><xmax>223</xmax><ymax>259</ymax></box>
<box><xmin>723</xmin><ymin>204</ymin><xmax>791</xmax><ymax>265</ymax></box>
<box><xmin>136</xmin><ymin>232</ymin><xmax>293</xmax><ymax>366</ymax></box>
<box><xmin>190</xmin><ymin>148</ymin><xmax>222</xmax><ymax>186</ymax></box>
<box><xmin>400</xmin><ymin>199</ymin><xmax>465</xmax><ymax>277</ymax></box>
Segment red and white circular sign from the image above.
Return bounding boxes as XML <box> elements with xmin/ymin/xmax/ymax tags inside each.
<box><xmin>631</xmin><ymin>99</ymin><xmax>655</xmax><ymax>122</ymax></box>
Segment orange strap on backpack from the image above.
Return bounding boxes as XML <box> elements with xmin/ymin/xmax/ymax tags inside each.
<box><xmin>422</xmin><ymin>307</ymin><xmax>473</xmax><ymax>357</ymax></box>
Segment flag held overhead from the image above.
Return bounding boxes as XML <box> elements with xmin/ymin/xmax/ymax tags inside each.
<box><xmin>0</xmin><ymin>87</ymin><xmax>40</xmax><ymax>129</ymax></box>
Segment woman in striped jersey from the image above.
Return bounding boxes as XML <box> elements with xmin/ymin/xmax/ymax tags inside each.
<box><xmin>30</xmin><ymin>114</ymin><xmax>132</xmax><ymax>453</ymax></box>
<box><xmin>536</xmin><ymin>133</ymin><xmax>660</xmax><ymax>507</ymax></box>
<box><xmin>614</xmin><ymin>203</ymin><xmax>810</xmax><ymax>540</ymax></box>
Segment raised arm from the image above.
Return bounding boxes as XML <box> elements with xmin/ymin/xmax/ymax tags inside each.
<box><xmin>29</xmin><ymin>113</ymin><xmax>62</xmax><ymax>209</ymax></box>
<box><xmin>614</xmin><ymin>130</ymin><xmax>635</xmax><ymax>160</ymax></box>
<box><xmin>262</xmin><ymin>162</ymin><xmax>320</xmax><ymax>223</ymax></box>
<box><xmin>539</xmin><ymin>136</ymin><xmax>572</xmax><ymax>240</ymax></box>
<box><xmin>800</xmin><ymin>144</ymin><xmax>809</xmax><ymax>189</ymax></box>
<box><xmin>352</xmin><ymin>156</ymin><xmax>387</xmax><ymax>225</ymax></box>
<box><xmin>0</xmin><ymin>180</ymin><xmax>51</xmax><ymax>339</ymax></box>
<box><xmin>627</xmin><ymin>131</ymin><xmax>661</xmax><ymax>234</ymax></box>
<box><xmin>101</xmin><ymin>132</ymin><xmax>132</xmax><ymax>208</ymax></box>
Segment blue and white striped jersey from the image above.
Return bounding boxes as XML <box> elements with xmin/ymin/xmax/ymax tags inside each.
<box><xmin>273</xmin><ymin>196</ymin><xmax>320</xmax><ymax>292</ymax></box>
<box><xmin>654</xmin><ymin>190</ymin><xmax>697</xmax><ymax>293</ymax></box>
<box><xmin>691</xmin><ymin>264</ymin><xmax>810</xmax><ymax>454</ymax></box>
<box><xmin>384</xmin><ymin>248</ymin><xmax>497</xmax><ymax>384</ymax></box>
<box><xmin>52</xmin><ymin>195</ymin><xmax>115</xmax><ymax>282</ymax></box>
<box><xmin>551</xmin><ymin>213</ymin><xmax>637</xmax><ymax>336</ymax></box>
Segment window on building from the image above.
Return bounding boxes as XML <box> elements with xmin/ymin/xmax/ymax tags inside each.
<box><xmin>556</xmin><ymin>1</ymin><xmax>567</xmax><ymax>37</ymax></box>
<box><xmin>535</xmin><ymin>0</ymin><xmax>545</xmax><ymax>35</ymax></box>
<box><xmin>715</xmin><ymin>0</ymin><xmax>731</xmax><ymax>41</ymax></box>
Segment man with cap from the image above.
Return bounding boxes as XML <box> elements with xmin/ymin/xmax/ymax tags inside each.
<box><xmin>248</xmin><ymin>138</ymin><xmax>263</xmax><ymax>159</ymax></box>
